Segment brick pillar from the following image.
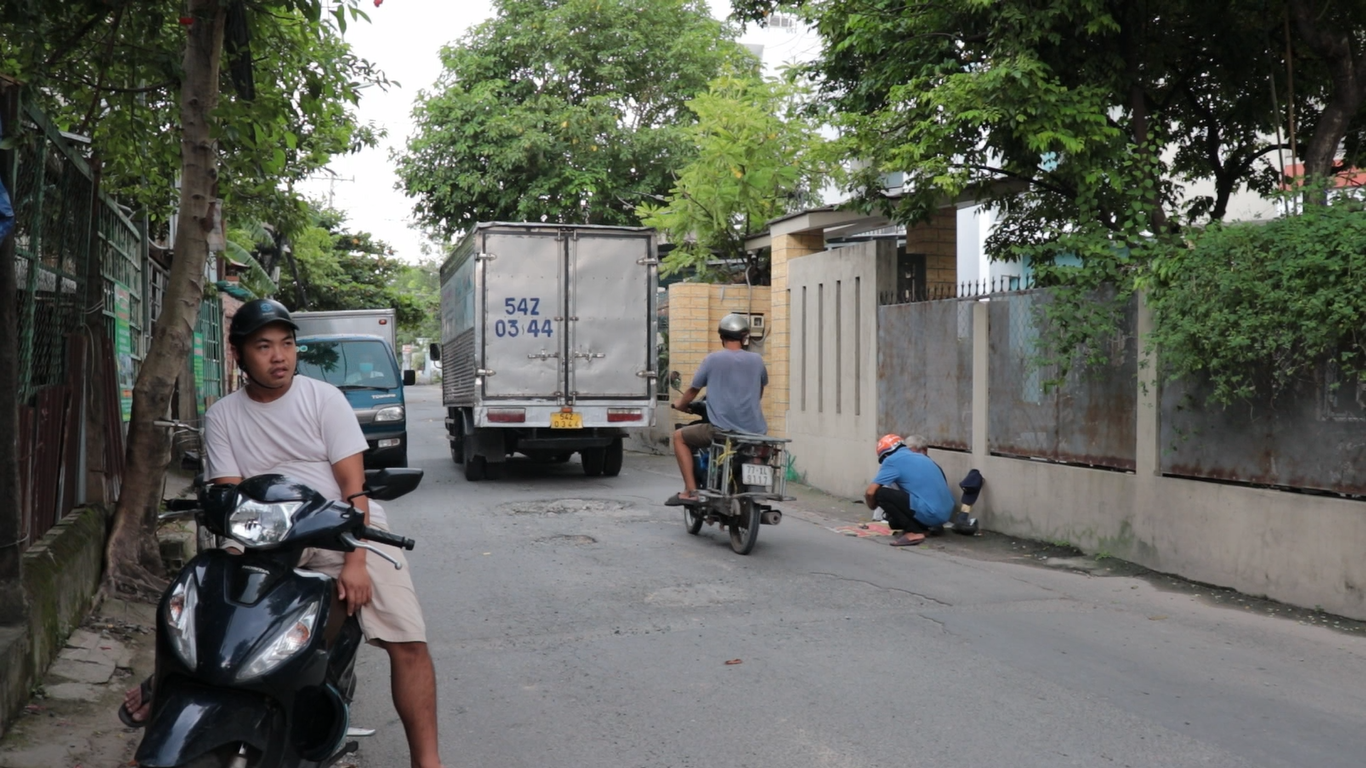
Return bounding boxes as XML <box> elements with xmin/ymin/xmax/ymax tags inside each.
<box><xmin>905</xmin><ymin>207</ymin><xmax>957</xmax><ymax>295</ymax></box>
<box><xmin>666</xmin><ymin>283</ymin><xmax>712</xmax><ymax>392</ymax></box>
<box><xmin>767</xmin><ymin>231</ymin><xmax>824</xmax><ymax>437</ymax></box>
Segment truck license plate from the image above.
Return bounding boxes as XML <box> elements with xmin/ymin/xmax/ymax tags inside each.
<box><xmin>741</xmin><ymin>464</ymin><xmax>772</xmax><ymax>487</ymax></box>
<box><xmin>550</xmin><ymin>412</ymin><xmax>582</xmax><ymax>429</ymax></box>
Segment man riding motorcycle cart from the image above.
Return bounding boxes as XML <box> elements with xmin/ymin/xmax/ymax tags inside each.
<box><xmin>667</xmin><ymin>313</ymin><xmax>769</xmax><ymax>507</ymax></box>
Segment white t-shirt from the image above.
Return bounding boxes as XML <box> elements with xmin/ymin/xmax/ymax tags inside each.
<box><xmin>204</xmin><ymin>375</ymin><xmax>386</xmax><ymax>527</ymax></box>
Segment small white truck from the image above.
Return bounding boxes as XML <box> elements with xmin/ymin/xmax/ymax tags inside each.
<box><xmin>430</xmin><ymin>223</ymin><xmax>659</xmax><ymax>480</ymax></box>
<box><xmin>293</xmin><ymin>308</ymin><xmax>412</xmax><ymax>468</ymax></box>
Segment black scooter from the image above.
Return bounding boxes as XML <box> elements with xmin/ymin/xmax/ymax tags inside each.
<box><xmin>134</xmin><ymin>468</ymin><xmax>421</xmax><ymax>768</ymax></box>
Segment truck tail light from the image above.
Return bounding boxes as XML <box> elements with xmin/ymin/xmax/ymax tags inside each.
<box><xmin>487</xmin><ymin>408</ymin><xmax>526</xmax><ymax>423</ymax></box>
<box><xmin>607</xmin><ymin>408</ymin><xmax>643</xmax><ymax>423</ymax></box>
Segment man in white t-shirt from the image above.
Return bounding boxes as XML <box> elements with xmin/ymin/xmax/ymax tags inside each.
<box><xmin>122</xmin><ymin>299</ymin><xmax>446</xmax><ymax>768</ymax></box>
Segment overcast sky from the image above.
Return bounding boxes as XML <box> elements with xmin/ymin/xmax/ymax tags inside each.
<box><xmin>294</xmin><ymin>1</ymin><xmax>819</xmax><ymax>264</ymax></box>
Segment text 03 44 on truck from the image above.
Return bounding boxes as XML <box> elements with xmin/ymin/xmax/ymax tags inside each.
<box><xmin>429</xmin><ymin>223</ymin><xmax>659</xmax><ymax>481</ymax></box>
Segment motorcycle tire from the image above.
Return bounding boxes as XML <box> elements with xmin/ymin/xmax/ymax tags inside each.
<box><xmin>728</xmin><ymin>498</ymin><xmax>760</xmax><ymax>555</ymax></box>
<box><xmin>683</xmin><ymin>506</ymin><xmax>703</xmax><ymax>535</ymax></box>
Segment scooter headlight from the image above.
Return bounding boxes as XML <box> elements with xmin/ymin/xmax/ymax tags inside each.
<box><xmin>228</xmin><ymin>499</ymin><xmax>302</xmax><ymax>548</ymax></box>
<box><xmin>238</xmin><ymin>599</ymin><xmax>321</xmax><ymax>682</ymax></box>
<box><xmin>166</xmin><ymin>577</ymin><xmax>199</xmax><ymax>669</ymax></box>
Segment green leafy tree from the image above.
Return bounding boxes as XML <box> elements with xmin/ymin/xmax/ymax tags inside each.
<box><xmin>1145</xmin><ymin>190</ymin><xmax>1366</xmax><ymax>404</ymax></box>
<box><xmin>282</xmin><ymin>205</ymin><xmax>435</xmax><ymax>334</ymax></box>
<box><xmin>638</xmin><ymin>72</ymin><xmax>841</xmax><ymax>281</ymax></box>
<box><xmin>1</xmin><ymin>0</ymin><xmax>385</xmax><ymax>598</ymax></box>
<box><xmin>391</xmin><ymin>258</ymin><xmax>441</xmax><ymax>346</ymax></box>
<box><xmin>731</xmin><ymin>0</ymin><xmax>1366</xmax><ymax>381</ymax></box>
<box><xmin>397</xmin><ymin>0</ymin><xmax>751</xmax><ymax>238</ymax></box>
<box><xmin>0</xmin><ymin>0</ymin><xmax>386</xmax><ymax>230</ymax></box>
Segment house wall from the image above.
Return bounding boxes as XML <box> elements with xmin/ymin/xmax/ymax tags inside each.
<box><xmin>786</xmin><ymin>242</ymin><xmax>897</xmax><ymax>498</ymax></box>
<box><xmin>906</xmin><ymin>207</ymin><xmax>958</xmax><ymax>295</ymax></box>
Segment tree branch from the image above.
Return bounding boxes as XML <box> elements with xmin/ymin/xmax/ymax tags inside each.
<box><xmin>78</xmin><ymin>5</ymin><xmax>125</xmax><ymax>136</ymax></box>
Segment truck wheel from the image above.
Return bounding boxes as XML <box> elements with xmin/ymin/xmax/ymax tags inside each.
<box><xmin>603</xmin><ymin>438</ymin><xmax>624</xmax><ymax>477</ymax></box>
<box><xmin>464</xmin><ymin>455</ymin><xmax>487</xmax><ymax>482</ymax></box>
<box><xmin>451</xmin><ymin>418</ymin><xmax>466</xmax><ymax>464</ymax></box>
<box><xmin>581</xmin><ymin>448</ymin><xmax>606</xmax><ymax>477</ymax></box>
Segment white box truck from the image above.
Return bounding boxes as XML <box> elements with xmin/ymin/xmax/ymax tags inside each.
<box><xmin>293</xmin><ymin>309</ymin><xmax>412</xmax><ymax>468</ymax></box>
<box><xmin>430</xmin><ymin>223</ymin><xmax>659</xmax><ymax>480</ymax></box>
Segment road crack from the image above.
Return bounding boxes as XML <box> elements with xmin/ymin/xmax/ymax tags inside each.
<box><xmin>809</xmin><ymin>571</ymin><xmax>954</xmax><ymax>607</ymax></box>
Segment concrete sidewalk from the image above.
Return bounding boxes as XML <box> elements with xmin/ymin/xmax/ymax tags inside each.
<box><xmin>0</xmin><ymin>599</ymin><xmax>155</xmax><ymax>768</ymax></box>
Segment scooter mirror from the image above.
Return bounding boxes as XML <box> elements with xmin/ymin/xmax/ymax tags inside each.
<box><xmin>669</xmin><ymin>370</ymin><xmax>683</xmax><ymax>392</ymax></box>
<box><xmin>363</xmin><ymin>468</ymin><xmax>424</xmax><ymax>502</ymax></box>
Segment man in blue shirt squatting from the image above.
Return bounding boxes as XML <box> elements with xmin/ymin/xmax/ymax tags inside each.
<box><xmin>667</xmin><ymin>314</ymin><xmax>768</xmax><ymax>505</ymax></box>
<box><xmin>865</xmin><ymin>434</ymin><xmax>955</xmax><ymax>547</ymax></box>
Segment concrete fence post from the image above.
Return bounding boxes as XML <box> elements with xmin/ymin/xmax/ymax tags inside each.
<box><xmin>1135</xmin><ymin>291</ymin><xmax>1160</xmax><ymax>478</ymax></box>
<box><xmin>971</xmin><ymin>300</ymin><xmax>989</xmax><ymax>461</ymax></box>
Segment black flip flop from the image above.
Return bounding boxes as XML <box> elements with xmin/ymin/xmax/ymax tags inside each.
<box><xmin>665</xmin><ymin>494</ymin><xmax>700</xmax><ymax>507</ymax></box>
<box><xmin>118</xmin><ymin>676</ymin><xmax>152</xmax><ymax>728</ymax></box>
<box><xmin>890</xmin><ymin>534</ymin><xmax>925</xmax><ymax>547</ymax></box>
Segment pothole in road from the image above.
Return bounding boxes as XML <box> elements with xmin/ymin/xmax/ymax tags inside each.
<box><xmin>535</xmin><ymin>534</ymin><xmax>598</xmax><ymax>545</ymax></box>
<box><xmin>502</xmin><ymin>499</ymin><xmax>631</xmax><ymax>516</ymax></box>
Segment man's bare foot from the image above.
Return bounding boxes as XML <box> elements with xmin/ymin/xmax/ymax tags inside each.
<box><xmin>119</xmin><ymin>678</ymin><xmax>152</xmax><ymax>727</ymax></box>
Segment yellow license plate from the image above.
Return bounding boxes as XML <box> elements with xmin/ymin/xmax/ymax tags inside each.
<box><xmin>550</xmin><ymin>412</ymin><xmax>582</xmax><ymax>429</ymax></box>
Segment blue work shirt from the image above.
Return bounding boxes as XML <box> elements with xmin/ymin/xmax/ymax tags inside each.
<box><xmin>872</xmin><ymin>449</ymin><xmax>955</xmax><ymax>526</ymax></box>
<box><xmin>692</xmin><ymin>349</ymin><xmax>767</xmax><ymax>434</ymax></box>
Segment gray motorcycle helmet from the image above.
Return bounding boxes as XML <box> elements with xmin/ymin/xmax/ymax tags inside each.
<box><xmin>718</xmin><ymin>313</ymin><xmax>750</xmax><ymax>341</ymax></box>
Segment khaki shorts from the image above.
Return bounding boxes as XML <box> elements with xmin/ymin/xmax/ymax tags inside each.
<box><xmin>299</xmin><ymin>530</ymin><xmax>428</xmax><ymax>646</ymax></box>
<box><xmin>678</xmin><ymin>422</ymin><xmax>718</xmax><ymax>450</ymax></box>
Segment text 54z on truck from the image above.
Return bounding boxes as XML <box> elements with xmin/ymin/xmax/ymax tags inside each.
<box><xmin>430</xmin><ymin>223</ymin><xmax>659</xmax><ymax>481</ymax></box>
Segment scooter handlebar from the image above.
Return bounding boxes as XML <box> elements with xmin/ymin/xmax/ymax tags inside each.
<box><xmin>360</xmin><ymin>526</ymin><xmax>415</xmax><ymax>551</ymax></box>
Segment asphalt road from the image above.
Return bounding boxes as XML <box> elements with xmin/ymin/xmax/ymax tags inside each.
<box><xmin>348</xmin><ymin>385</ymin><xmax>1366</xmax><ymax>768</ymax></box>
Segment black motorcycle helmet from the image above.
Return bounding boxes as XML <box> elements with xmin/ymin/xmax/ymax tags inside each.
<box><xmin>228</xmin><ymin>299</ymin><xmax>299</xmax><ymax>347</ymax></box>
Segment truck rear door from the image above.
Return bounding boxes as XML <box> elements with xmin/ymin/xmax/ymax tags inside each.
<box><xmin>481</xmin><ymin>229</ymin><xmax>564</xmax><ymax>399</ymax></box>
<box><xmin>567</xmin><ymin>231</ymin><xmax>654</xmax><ymax>399</ymax></box>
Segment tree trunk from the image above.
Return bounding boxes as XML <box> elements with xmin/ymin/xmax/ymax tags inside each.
<box><xmin>1289</xmin><ymin>0</ymin><xmax>1366</xmax><ymax>180</ymax></box>
<box><xmin>0</xmin><ymin>82</ymin><xmax>27</xmax><ymax>626</ymax></box>
<box><xmin>103</xmin><ymin>0</ymin><xmax>226</xmax><ymax>602</ymax></box>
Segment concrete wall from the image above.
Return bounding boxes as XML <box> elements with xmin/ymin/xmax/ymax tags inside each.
<box><xmin>786</xmin><ymin>242</ymin><xmax>896</xmax><ymax>499</ymax></box>
<box><xmin>1</xmin><ymin>505</ymin><xmax>108</xmax><ymax>737</ymax></box>
<box><xmin>914</xmin><ymin>300</ymin><xmax>1366</xmax><ymax>621</ymax></box>
<box><xmin>767</xmin><ymin>231</ymin><xmax>825</xmax><ymax>438</ymax></box>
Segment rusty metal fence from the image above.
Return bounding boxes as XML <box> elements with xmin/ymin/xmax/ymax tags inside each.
<box><xmin>987</xmin><ymin>289</ymin><xmax>1138</xmax><ymax>470</ymax></box>
<box><xmin>1160</xmin><ymin>361</ymin><xmax>1366</xmax><ymax>496</ymax></box>
<box><xmin>8</xmin><ymin>97</ymin><xmax>142</xmax><ymax>549</ymax></box>
<box><xmin>878</xmin><ymin>298</ymin><xmax>974</xmax><ymax>450</ymax></box>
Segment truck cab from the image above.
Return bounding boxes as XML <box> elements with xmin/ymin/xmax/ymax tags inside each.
<box><xmin>295</xmin><ymin>333</ymin><xmax>409</xmax><ymax>468</ymax></box>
